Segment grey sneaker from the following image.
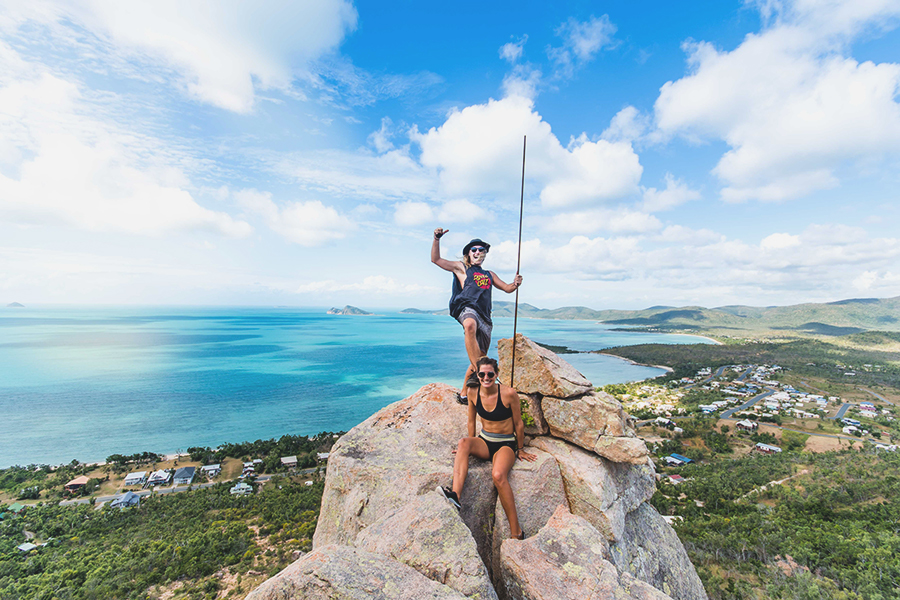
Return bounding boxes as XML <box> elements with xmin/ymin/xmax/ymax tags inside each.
<box><xmin>437</xmin><ymin>486</ymin><xmax>461</xmax><ymax>510</ymax></box>
<box><xmin>465</xmin><ymin>372</ymin><xmax>480</xmax><ymax>388</ymax></box>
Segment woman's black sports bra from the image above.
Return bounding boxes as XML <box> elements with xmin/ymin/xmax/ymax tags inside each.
<box><xmin>475</xmin><ymin>385</ymin><xmax>513</xmax><ymax>421</ymax></box>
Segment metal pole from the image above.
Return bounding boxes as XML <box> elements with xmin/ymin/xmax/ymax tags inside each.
<box><xmin>510</xmin><ymin>136</ymin><xmax>526</xmax><ymax>388</ymax></box>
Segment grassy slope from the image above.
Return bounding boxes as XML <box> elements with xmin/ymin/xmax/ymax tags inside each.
<box><xmin>411</xmin><ymin>296</ymin><xmax>900</xmax><ymax>339</ymax></box>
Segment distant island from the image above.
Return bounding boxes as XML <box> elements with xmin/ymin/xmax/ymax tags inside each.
<box><xmin>326</xmin><ymin>305</ymin><xmax>373</xmax><ymax>316</ymax></box>
<box><xmin>399</xmin><ymin>308</ymin><xmax>435</xmax><ymax>314</ymax></box>
<box><xmin>6</xmin><ymin>302</ymin><xmax>24</xmax><ymax>308</ymax></box>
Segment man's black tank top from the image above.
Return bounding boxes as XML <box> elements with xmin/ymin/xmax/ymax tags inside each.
<box><xmin>449</xmin><ymin>265</ymin><xmax>493</xmax><ymax>323</ymax></box>
<box><xmin>475</xmin><ymin>385</ymin><xmax>513</xmax><ymax>421</ymax></box>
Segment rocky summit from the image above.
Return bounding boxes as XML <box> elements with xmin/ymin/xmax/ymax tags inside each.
<box><xmin>247</xmin><ymin>335</ymin><xmax>707</xmax><ymax>600</ymax></box>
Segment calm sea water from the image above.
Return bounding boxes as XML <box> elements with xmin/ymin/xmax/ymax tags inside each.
<box><xmin>0</xmin><ymin>306</ymin><xmax>712</xmax><ymax>467</ymax></box>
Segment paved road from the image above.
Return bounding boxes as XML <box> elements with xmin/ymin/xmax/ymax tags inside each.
<box><xmin>859</xmin><ymin>387</ymin><xmax>894</xmax><ymax>406</ymax></box>
<box><xmin>832</xmin><ymin>403</ymin><xmax>851</xmax><ymax>420</ymax></box>
<box><xmin>684</xmin><ymin>365</ymin><xmax>727</xmax><ymax>389</ymax></box>
<box><xmin>721</xmin><ymin>389</ymin><xmax>774</xmax><ymax>419</ymax></box>
<box><xmin>735</xmin><ymin>367</ymin><xmax>753</xmax><ymax>382</ymax></box>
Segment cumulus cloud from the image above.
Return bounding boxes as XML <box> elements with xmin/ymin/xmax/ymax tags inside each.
<box><xmin>393</xmin><ymin>201</ymin><xmax>434</xmax><ymax>226</ymax></box>
<box><xmin>548</xmin><ymin>15</ymin><xmax>618</xmax><ymax>78</ymax></box>
<box><xmin>602</xmin><ymin>106</ymin><xmax>650</xmax><ymax>143</ymax></box>
<box><xmin>641</xmin><ymin>173</ymin><xmax>702</xmax><ymax>212</ymax></box>
<box><xmin>6</xmin><ymin>0</ymin><xmax>358</xmax><ymax>113</ymax></box>
<box><xmin>545</xmin><ymin>207</ymin><xmax>662</xmax><ymax>234</ymax></box>
<box><xmin>237</xmin><ymin>189</ymin><xmax>353</xmax><ymax>245</ymax></box>
<box><xmin>0</xmin><ymin>56</ymin><xmax>251</xmax><ymax>237</ymax></box>
<box><xmin>655</xmin><ymin>0</ymin><xmax>900</xmax><ymax>201</ymax></box>
<box><xmin>412</xmin><ymin>95</ymin><xmax>642</xmax><ymax>208</ymax></box>
<box><xmin>499</xmin><ymin>36</ymin><xmax>528</xmax><ymax>63</ymax></box>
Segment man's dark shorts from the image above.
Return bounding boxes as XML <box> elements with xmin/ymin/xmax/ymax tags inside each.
<box><xmin>456</xmin><ymin>307</ymin><xmax>492</xmax><ymax>354</ymax></box>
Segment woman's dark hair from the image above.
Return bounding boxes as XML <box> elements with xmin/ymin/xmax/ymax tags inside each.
<box><xmin>476</xmin><ymin>356</ymin><xmax>499</xmax><ymax>372</ymax></box>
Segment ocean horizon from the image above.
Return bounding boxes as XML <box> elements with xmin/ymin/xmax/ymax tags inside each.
<box><xmin>0</xmin><ymin>306</ymin><xmax>713</xmax><ymax>468</ymax></box>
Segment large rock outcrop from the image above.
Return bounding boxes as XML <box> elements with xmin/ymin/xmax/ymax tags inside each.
<box><xmin>249</xmin><ymin>336</ymin><xmax>706</xmax><ymax>600</ymax></box>
<box><xmin>499</xmin><ymin>505</ymin><xmax>673</xmax><ymax>600</ymax></box>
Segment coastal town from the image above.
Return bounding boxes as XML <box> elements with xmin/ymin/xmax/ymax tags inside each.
<box><xmin>602</xmin><ymin>362</ymin><xmax>898</xmax><ymax>470</ymax></box>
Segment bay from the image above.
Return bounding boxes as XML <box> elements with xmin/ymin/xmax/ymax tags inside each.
<box><xmin>0</xmin><ymin>306</ymin><xmax>713</xmax><ymax>467</ymax></box>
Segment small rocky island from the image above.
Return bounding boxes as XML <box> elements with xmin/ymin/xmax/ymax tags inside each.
<box><xmin>326</xmin><ymin>305</ymin><xmax>373</xmax><ymax>315</ymax></box>
<box><xmin>6</xmin><ymin>302</ymin><xmax>24</xmax><ymax>308</ymax></box>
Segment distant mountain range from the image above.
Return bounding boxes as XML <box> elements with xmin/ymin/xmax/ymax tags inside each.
<box><xmin>402</xmin><ymin>296</ymin><xmax>900</xmax><ymax>338</ymax></box>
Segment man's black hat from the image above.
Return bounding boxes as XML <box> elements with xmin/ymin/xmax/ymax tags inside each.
<box><xmin>463</xmin><ymin>239</ymin><xmax>490</xmax><ymax>255</ymax></box>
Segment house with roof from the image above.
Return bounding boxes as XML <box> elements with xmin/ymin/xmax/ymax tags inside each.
<box><xmin>755</xmin><ymin>442</ymin><xmax>782</xmax><ymax>454</ymax></box>
<box><xmin>736</xmin><ymin>419</ymin><xmax>758</xmax><ymax>432</ymax></box>
<box><xmin>172</xmin><ymin>467</ymin><xmax>195</xmax><ymax>486</ymax></box>
<box><xmin>65</xmin><ymin>476</ymin><xmax>90</xmax><ymax>493</ymax></box>
<box><xmin>200</xmin><ymin>464</ymin><xmax>221</xmax><ymax>478</ymax></box>
<box><xmin>109</xmin><ymin>491</ymin><xmax>141</xmax><ymax>509</ymax></box>
<box><xmin>8</xmin><ymin>502</ymin><xmax>26</xmax><ymax>515</ymax></box>
<box><xmin>281</xmin><ymin>455</ymin><xmax>298</xmax><ymax>469</ymax></box>
<box><xmin>147</xmin><ymin>469</ymin><xmax>171</xmax><ymax>486</ymax></box>
<box><xmin>123</xmin><ymin>471</ymin><xmax>147</xmax><ymax>486</ymax></box>
<box><xmin>17</xmin><ymin>542</ymin><xmax>37</xmax><ymax>553</ymax></box>
<box><xmin>230</xmin><ymin>482</ymin><xmax>253</xmax><ymax>496</ymax></box>
<box><xmin>317</xmin><ymin>452</ymin><xmax>330</xmax><ymax>462</ymax></box>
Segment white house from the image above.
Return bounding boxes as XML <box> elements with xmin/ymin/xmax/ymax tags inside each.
<box><xmin>147</xmin><ymin>469</ymin><xmax>171</xmax><ymax>486</ymax></box>
<box><xmin>172</xmin><ymin>466</ymin><xmax>195</xmax><ymax>486</ymax></box>
<box><xmin>281</xmin><ymin>455</ymin><xmax>298</xmax><ymax>468</ymax></box>
<box><xmin>230</xmin><ymin>482</ymin><xmax>253</xmax><ymax>496</ymax></box>
<box><xmin>200</xmin><ymin>464</ymin><xmax>221</xmax><ymax>478</ymax></box>
<box><xmin>123</xmin><ymin>471</ymin><xmax>147</xmax><ymax>486</ymax></box>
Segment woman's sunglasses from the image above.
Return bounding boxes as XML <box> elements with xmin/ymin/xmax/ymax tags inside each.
<box><xmin>477</xmin><ymin>371</ymin><xmax>496</xmax><ymax>379</ymax></box>
<box><xmin>470</xmin><ymin>247</ymin><xmax>487</xmax><ymax>253</ymax></box>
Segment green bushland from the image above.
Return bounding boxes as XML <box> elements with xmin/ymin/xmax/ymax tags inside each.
<box><xmin>654</xmin><ymin>449</ymin><xmax>900</xmax><ymax>599</ymax></box>
<box><xmin>187</xmin><ymin>432</ymin><xmax>340</xmax><ymax>473</ymax></box>
<box><xmin>0</xmin><ymin>478</ymin><xmax>323</xmax><ymax>599</ymax></box>
<box><xmin>603</xmin><ymin>339</ymin><xmax>900</xmax><ymax>389</ymax></box>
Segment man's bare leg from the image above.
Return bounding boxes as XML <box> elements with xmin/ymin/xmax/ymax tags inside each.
<box><xmin>461</xmin><ymin>318</ymin><xmax>484</xmax><ymax>391</ymax></box>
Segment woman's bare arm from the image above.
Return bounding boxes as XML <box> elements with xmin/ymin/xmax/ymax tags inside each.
<box><xmin>490</xmin><ymin>271</ymin><xmax>523</xmax><ymax>294</ymax></box>
<box><xmin>467</xmin><ymin>388</ymin><xmax>477</xmax><ymax>438</ymax></box>
<box><xmin>506</xmin><ymin>387</ymin><xmax>536</xmax><ymax>461</ymax></box>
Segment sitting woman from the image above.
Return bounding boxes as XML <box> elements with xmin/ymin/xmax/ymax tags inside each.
<box><xmin>439</xmin><ymin>356</ymin><xmax>536</xmax><ymax>539</ymax></box>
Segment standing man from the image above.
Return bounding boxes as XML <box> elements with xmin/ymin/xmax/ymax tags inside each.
<box><xmin>431</xmin><ymin>228</ymin><xmax>522</xmax><ymax>400</ymax></box>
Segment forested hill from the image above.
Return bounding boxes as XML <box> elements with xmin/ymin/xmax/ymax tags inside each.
<box><xmin>407</xmin><ymin>296</ymin><xmax>900</xmax><ymax>338</ymax></box>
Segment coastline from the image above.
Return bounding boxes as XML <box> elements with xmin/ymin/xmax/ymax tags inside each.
<box><xmin>598</xmin><ymin>351</ymin><xmax>675</xmax><ymax>376</ymax></box>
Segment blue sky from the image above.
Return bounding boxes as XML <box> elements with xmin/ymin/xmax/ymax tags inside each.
<box><xmin>1</xmin><ymin>0</ymin><xmax>900</xmax><ymax>310</ymax></box>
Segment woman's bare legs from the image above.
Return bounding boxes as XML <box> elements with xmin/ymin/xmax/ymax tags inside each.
<box><xmin>491</xmin><ymin>447</ymin><xmax>522</xmax><ymax>538</ymax></box>
<box><xmin>452</xmin><ymin>437</ymin><xmax>490</xmax><ymax>498</ymax></box>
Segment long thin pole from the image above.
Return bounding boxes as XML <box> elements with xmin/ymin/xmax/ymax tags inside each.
<box><xmin>510</xmin><ymin>136</ymin><xmax>526</xmax><ymax>388</ymax></box>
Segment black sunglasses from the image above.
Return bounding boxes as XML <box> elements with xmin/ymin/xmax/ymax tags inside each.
<box><xmin>477</xmin><ymin>371</ymin><xmax>496</xmax><ymax>379</ymax></box>
<box><xmin>469</xmin><ymin>246</ymin><xmax>487</xmax><ymax>253</ymax></box>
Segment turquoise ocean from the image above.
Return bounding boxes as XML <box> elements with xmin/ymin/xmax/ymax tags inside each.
<box><xmin>0</xmin><ymin>307</ymin><xmax>713</xmax><ymax>467</ymax></box>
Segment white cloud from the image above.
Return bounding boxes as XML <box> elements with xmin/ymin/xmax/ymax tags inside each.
<box><xmin>413</xmin><ymin>95</ymin><xmax>642</xmax><ymax>209</ymax></box>
<box><xmin>0</xmin><ymin>60</ymin><xmax>251</xmax><ymax>237</ymax></box>
<box><xmin>368</xmin><ymin>117</ymin><xmax>395</xmax><ymax>153</ymax></box>
<box><xmin>641</xmin><ymin>173</ymin><xmax>702</xmax><ymax>211</ymax></box>
<box><xmin>501</xmin><ymin>64</ymin><xmax>543</xmax><ymax>100</ymax></box>
<box><xmin>237</xmin><ymin>189</ymin><xmax>353</xmax><ymax>245</ymax></box>
<box><xmin>760</xmin><ymin>232</ymin><xmax>801</xmax><ymax>250</ymax></box>
<box><xmin>393</xmin><ymin>201</ymin><xmax>434</xmax><ymax>226</ymax></box>
<box><xmin>437</xmin><ymin>199</ymin><xmax>489</xmax><ymax>223</ymax></box>
<box><xmin>548</xmin><ymin>15</ymin><xmax>617</xmax><ymax>78</ymax></box>
<box><xmin>295</xmin><ymin>275</ymin><xmax>439</xmax><ymax>295</ymax></box>
<box><xmin>499</xmin><ymin>36</ymin><xmax>528</xmax><ymax>63</ymax></box>
<box><xmin>8</xmin><ymin>0</ymin><xmax>359</xmax><ymax>113</ymax></box>
<box><xmin>602</xmin><ymin>106</ymin><xmax>649</xmax><ymax>143</ymax></box>
<box><xmin>655</xmin><ymin>1</ymin><xmax>900</xmax><ymax>201</ymax></box>
<box><xmin>545</xmin><ymin>207</ymin><xmax>662</xmax><ymax>234</ymax></box>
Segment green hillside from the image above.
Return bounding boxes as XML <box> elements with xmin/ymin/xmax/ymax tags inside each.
<box><xmin>408</xmin><ymin>296</ymin><xmax>900</xmax><ymax>339</ymax></box>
